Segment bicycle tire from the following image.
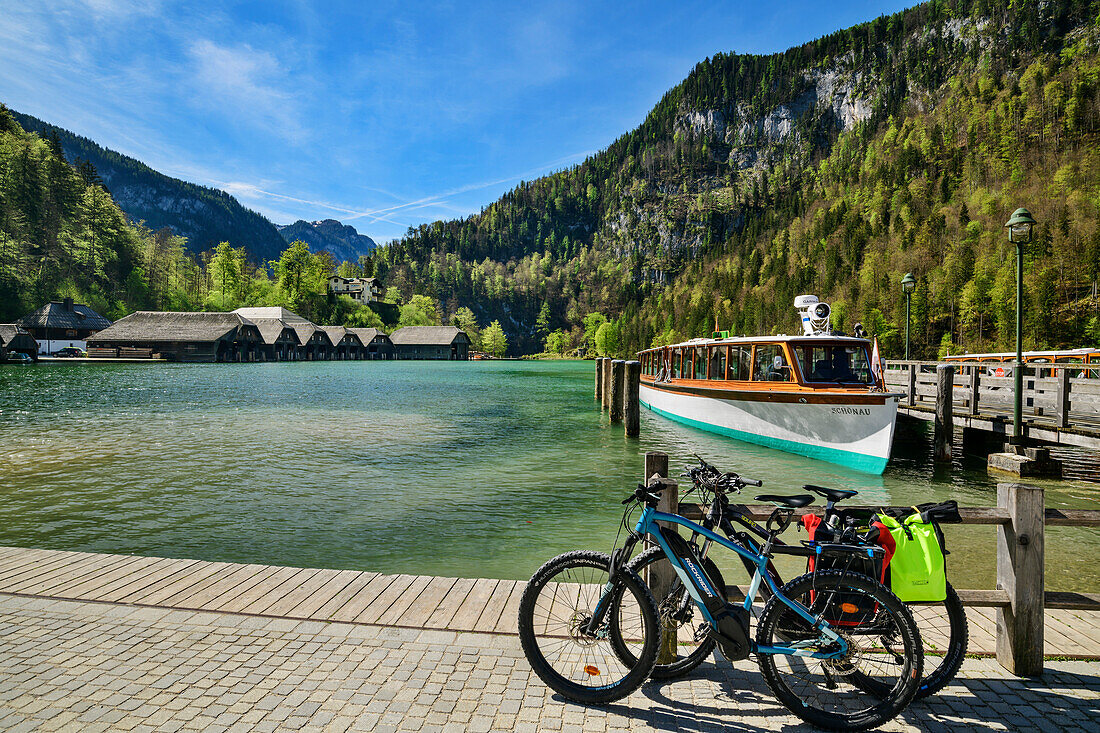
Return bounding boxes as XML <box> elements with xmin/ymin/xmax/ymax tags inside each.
<box><xmin>518</xmin><ymin>550</ymin><xmax>661</xmax><ymax>704</ymax></box>
<box><xmin>613</xmin><ymin>546</ymin><xmax>725</xmax><ymax>680</ymax></box>
<box><xmin>756</xmin><ymin>569</ymin><xmax>923</xmax><ymax>732</ymax></box>
<box><xmin>909</xmin><ymin>582</ymin><xmax>968</xmax><ymax>699</ymax></box>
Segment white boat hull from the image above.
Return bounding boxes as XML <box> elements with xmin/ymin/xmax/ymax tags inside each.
<box><xmin>639</xmin><ymin>383</ymin><xmax>899</xmax><ymax>474</ymax></box>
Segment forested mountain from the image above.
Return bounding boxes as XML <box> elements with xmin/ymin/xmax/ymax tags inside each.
<box><xmin>277</xmin><ymin>219</ymin><xmax>377</xmax><ymax>263</ymax></box>
<box><xmin>377</xmin><ymin>0</ymin><xmax>1100</xmax><ymax>357</ymax></box>
<box><xmin>10</xmin><ymin>110</ymin><xmax>287</xmax><ymax>262</ymax></box>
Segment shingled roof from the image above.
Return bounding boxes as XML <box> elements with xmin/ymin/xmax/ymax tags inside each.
<box><xmin>248</xmin><ymin>318</ymin><xmax>302</xmax><ymax>346</ymax></box>
<box><xmin>346</xmin><ymin>328</ymin><xmax>390</xmax><ymax>344</ymax></box>
<box><xmin>17</xmin><ymin>301</ymin><xmax>111</xmax><ymax>331</ymax></box>
<box><xmin>389</xmin><ymin>326</ymin><xmax>469</xmax><ymax>345</ymax></box>
<box><xmin>233</xmin><ymin>307</ymin><xmax>312</xmax><ymax>325</ymax></box>
<box><xmin>0</xmin><ymin>324</ymin><xmax>37</xmax><ymax>350</ymax></box>
<box><xmin>289</xmin><ymin>322</ymin><xmax>332</xmax><ymax>347</ymax></box>
<box><xmin>88</xmin><ymin>312</ymin><xmax>257</xmax><ymax>343</ymax></box>
<box><xmin>320</xmin><ymin>326</ymin><xmax>361</xmax><ymax>347</ymax></box>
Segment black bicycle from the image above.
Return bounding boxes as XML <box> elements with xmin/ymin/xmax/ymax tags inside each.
<box><xmin>625</xmin><ymin>457</ymin><xmax>967</xmax><ymax>699</ymax></box>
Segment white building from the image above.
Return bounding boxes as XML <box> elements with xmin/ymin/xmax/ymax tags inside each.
<box><xmin>328</xmin><ymin>276</ymin><xmax>383</xmax><ymax>304</ymax></box>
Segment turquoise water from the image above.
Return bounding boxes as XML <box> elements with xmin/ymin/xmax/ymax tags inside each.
<box><xmin>0</xmin><ymin>360</ymin><xmax>1097</xmax><ymax>591</ymax></box>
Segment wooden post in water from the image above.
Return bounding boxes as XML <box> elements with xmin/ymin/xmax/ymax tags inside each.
<box><xmin>996</xmin><ymin>482</ymin><xmax>1045</xmax><ymax>676</ymax></box>
<box><xmin>610</xmin><ymin>360</ymin><xmax>625</xmax><ymax>422</ymax></box>
<box><xmin>624</xmin><ymin>361</ymin><xmax>641</xmax><ymax>437</ymax></box>
<box><xmin>934</xmin><ymin>364</ymin><xmax>954</xmax><ymax>462</ymax></box>
<box><xmin>602</xmin><ymin>358</ymin><xmax>613</xmax><ymax>411</ymax></box>
<box><xmin>643</xmin><ymin>451</ymin><xmax>679</xmax><ymax>665</ymax></box>
<box><xmin>595</xmin><ymin>358</ymin><xmax>605</xmax><ymax>403</ymax></box>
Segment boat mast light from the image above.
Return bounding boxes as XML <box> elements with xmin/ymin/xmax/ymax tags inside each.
<box><xmin>794</xmin><ymin>295</ymin><xmax>831</xmax><ymax>336</ymax></box>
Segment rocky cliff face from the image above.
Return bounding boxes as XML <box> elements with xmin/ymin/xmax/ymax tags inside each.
<box><xmin>277</xmin><ymin>219</ymin><xmax>377</xmax><ymax>262</ymax></box>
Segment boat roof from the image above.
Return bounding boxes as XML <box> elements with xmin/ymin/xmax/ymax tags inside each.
<box><xmin>641</xmin><ymin>334</ymin><xmax>871</xmax><ymax>351</ymax></box>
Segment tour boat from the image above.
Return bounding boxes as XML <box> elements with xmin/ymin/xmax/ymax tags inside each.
<box><xmin>637</xmin><ymin>296</ymin><xmax>902</xmax><ymax>474</ymax></box>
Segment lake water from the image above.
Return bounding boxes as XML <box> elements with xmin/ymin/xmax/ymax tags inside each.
<box><xmin>1</xmin><ymin>360</ymin><xmax>1097</xmax><ymax>592</ymax></box>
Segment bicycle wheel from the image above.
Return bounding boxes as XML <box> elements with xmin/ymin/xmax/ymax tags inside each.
<box><xmin>756</xmin><ymin>569</ymin><xmax>923</xmax><ymax>732</ymax></box>
<box><xmin>518</xmin><ymin>550</ymin><xmax>661</xmax><ymax>704</ymax></box>
<box><xmin>907</xmin><ymin>582</ymin><xmax>968</xmax><ymax>698</ymax></box>
<box><xmin>613</xmin><ymin>546</ymin><xmax>725</xmax><ymax>680</ymax></box>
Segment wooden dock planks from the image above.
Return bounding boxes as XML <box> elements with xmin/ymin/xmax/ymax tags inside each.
<box><xmin>0</xmin><ymin>546</ymin><xmax>1096</xmax><ymax>658</ymax></box>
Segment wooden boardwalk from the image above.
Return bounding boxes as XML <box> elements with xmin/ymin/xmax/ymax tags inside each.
<box><xmin>1</xmin><ymin>545</ymin><xmax>1098</xmax><ymax>658</ymax></box>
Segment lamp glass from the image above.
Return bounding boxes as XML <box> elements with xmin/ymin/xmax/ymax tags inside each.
<box><xmin>1009</xmin><ymin>222</ymin><xmax>1033</xmax><ymax>244</ymax></box>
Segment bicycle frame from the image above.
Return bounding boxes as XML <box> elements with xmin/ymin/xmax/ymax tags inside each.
<box><xmin>593</xmin><ymin>503</ymin><xmax>849</xmax><ymax>660</ymax></box>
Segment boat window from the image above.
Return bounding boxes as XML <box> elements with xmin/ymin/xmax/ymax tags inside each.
<box><xmin>672</xmin><ymin>349</ymin><xmax>682</xmax><ymax>379</ymax></box>
<box><xmin>791</xmin><ymin>343</ymin><xmax>874</xmax><ymax>385</ymax></box>
<box><xmin>709</xmin><ymin>346</ymin><xmax>726</xmax><ymax>380</ymax></box>
<box><xmin>729</xmin><ymin>346</ymin><xmax>751</xmax><ymax>380</ymax></box>
<box><xmin>753</xmin><ymin>345</ymin><xmax>793</xmax><ymax>382</ymax></box>
<box><xmin>694</xmin><ymin>347</ymin><xmax>707</xmax><ymax>379</ymax></box>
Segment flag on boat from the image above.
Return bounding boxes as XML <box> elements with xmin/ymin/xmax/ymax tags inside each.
<box><xmin>872</xmin><ymin>337</ymin><xmax>885</xmax><ymax>386</ymax></box>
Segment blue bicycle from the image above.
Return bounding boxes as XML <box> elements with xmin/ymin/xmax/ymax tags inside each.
<box><xmin>518</xmin><ymin>480</ymin><xmax>923</xmax><ymax>731</ymax></box>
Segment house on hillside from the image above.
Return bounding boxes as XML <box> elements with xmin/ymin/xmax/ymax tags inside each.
<box><xmin>328</xmin><ymin>276</ymin><xmax>383</xmax><ymax>304</ymax></box>
<box><xmin>17</xmin><ymin>298</ymin><xmax>111</xmax><ymax>355</ymax></box>
<box><xmin>0</xmin><ymin>325</ymin><xmax>39</xmax><ymax>361</ymax></box>
<box><xmin>346</xmin><ymin>328</ymin><xmax>394</xmax><ymax>360</ymax></box>
<box><xmin>87</xmin><ymin>312</ymin><xmax>262</xmax><ymax>362</ymax></box>
<box><xmin>389</xmin><ymin>326</ymin><xmax>470</xmax><ymax>360</ymax></box>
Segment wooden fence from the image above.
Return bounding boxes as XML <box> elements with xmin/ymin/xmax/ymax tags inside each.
<box><xmin>885</xmin><ymin>360</ymin><xmax>1100</xmax><ymax>432</ymax></box>
<box><xmin>642</xmin><ymin>451</ymin><xmax>1100</xmax><ymax>676</ymax></box>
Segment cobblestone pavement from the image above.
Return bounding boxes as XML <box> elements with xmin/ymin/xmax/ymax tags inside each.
<box><xmin>0</xmin><ymin>593</ymin><xmax>1097</xmax><ymax>733</ymax></box>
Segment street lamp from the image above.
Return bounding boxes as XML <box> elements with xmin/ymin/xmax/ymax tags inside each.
<box><xmin>1004</xmin><ymin>207</ymin><xmax>1036</xmax><ymax>448</ymax></box>
<box><xmin>901</xmin><ymin>272</ymin><xmax>916</xmax><ymax>360</ymax></box>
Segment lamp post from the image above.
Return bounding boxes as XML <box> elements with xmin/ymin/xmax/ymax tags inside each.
<box><xmin>1004</xmin><ymin>207</ymin><xmax>1036</xmax><ymax>448</ymax></box>
<box><xmin>901</xmin><ymin>272</ymin><xmax>916</xmax><ymax>360</ymax></box>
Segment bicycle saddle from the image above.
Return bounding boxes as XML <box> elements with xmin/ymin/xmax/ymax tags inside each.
<box><xmin>804</xmin><ymin>485</ymin><xmax>857</xmax><ymax>502</ymax></box>
<box><xmin>755</xmin><ymin>494</ymin><xmax>815</xmax><ymax>508</ymax></box>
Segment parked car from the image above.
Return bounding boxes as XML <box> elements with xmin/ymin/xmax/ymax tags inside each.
<box><xmin>4</xmin><ymin>352</ymin><xmax>35</xmax><ymax>364</ymax></box>
<box><xmin>54</xmin><ymin>347</ymin><xmax>85</xmax><ymax>357</ymax></box>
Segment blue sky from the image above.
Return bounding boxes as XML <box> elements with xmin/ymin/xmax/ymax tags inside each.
<box><xmin>2</xmin><ymin>0</ymin><xmax>913</xmax><ymax>243</ymax></box>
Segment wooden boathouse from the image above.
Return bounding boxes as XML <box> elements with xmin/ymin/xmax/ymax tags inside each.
<box><xmin>320</xmin><ymin>326</ymin><xmax>364</xmax><ymax>360</ymax></box>
<box><xmin>0</xmin><ymin>324</ymin><xmax>39</xmax><ymax>361</ymax></box>
<box><xmin>390</xmin><ymin>326</ymin><xmax>470</xmax><ymax>360</ymax></box>
<box><xmin>347</xmin><ymin>328</ymin><xmax>395</xmax><ymax>360</ymax></box>
<box><xmin>248</xmin><ymin>318</ymin><xmax>302</xmax><ymax>361</ymax></box>
<box><xmin>87</xmin><ymin>312</ymin><xmax>262</xmax><ymax>362</ymax></box>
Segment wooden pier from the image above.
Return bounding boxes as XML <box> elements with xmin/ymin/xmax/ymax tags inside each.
<box><xmin>0</xmin><ymin>543</ymin><xmax>1097</xmax><ymax>659</ymax></box>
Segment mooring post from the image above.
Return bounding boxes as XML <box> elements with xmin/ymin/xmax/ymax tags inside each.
<box><xmin>934</xmin><ymin>364</ymin><xmax>954</xmax><ymax>462</ymax></box>
<box><xmin>643</xmin><ymin>451</ymin><xmax>679</xmax><ymax>664</ymax></box>
<box><xmin>610</xmin><ymin>360</ymin><xmax>625</xmax><ymax>422</ymax></box>
<box><xmin>595</xmin><ymin>357</ymin><xmax>605</xmax><ymax>403</ymax></box>
<box><xmin>602</xmin><ymin>357</ymin><xmax>613</xmax><ymax>411</ymax></box>
<box><xmin>1054</xmin><ymin>366</ymin><xmax>1071</xmax><ymax>429</ymax></box>
<box><xmin>907</xmin><ymin>363</ymin><xmax>917</xmax><ymax>406</ymax></box>
<box><xmin>624</xmin><ymin>360</ymin><xmax>641</xmax><ymax>437</ymax></box>
<box><xmin>969</xmin><ymin>366</ymin><xmax>981</xmax><ymax>416</ymax></box>
<box><xmin>996</xmin><ymin>481</ymin><xmax>1045</xmax><ymax>676</ymax></box>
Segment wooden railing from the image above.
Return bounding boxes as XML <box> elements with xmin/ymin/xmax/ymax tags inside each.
<box><xmin>884</xmin><ymin>360</ymin><xmax>1100</xmax><ymax>431</ymax></box>
<box><xmin>642</xmin><ymin>451</ymin><xmax>1100</xmax><ymax>676</ymax></box>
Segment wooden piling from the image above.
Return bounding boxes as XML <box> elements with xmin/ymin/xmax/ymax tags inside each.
<box><xmin>996</xmin><ymin>482</ymin><xmax>1045</xmax><ymax>676</ymax></box>
<box><xmin>601</xmin><ymin>357</ymin><xmax>612</xmax><ymax>411</ymax></box>
<box><xmin>609</xmin><ymin>360</ymin><xmax>625</xmax><ymax>422</ymax></box>
<box><xmin>934</xmin><ymin>364</ymin><xmax>954</xmax><ymax>462</ymax></box>
<box><xmin>624</xmin><ymin>360</ymin><xmax>641</xmax><ymax>437</ymax></box>
<box><xmin>643</xmin><ymin>452</ymin><xmax>680</xmax><ymax>665</ymax></box>
<box><xmin>594</xmin><ymin>358</ymin><xmax>604</xmax><ymax>403</ymax></box>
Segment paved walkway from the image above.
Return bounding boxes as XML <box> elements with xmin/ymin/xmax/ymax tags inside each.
<box><xmin>2</xmin><ymin>547</ymin><xmax>1098</xmax><ymax>658</ymax></box>
<box><xmin>1</xmin><ymin>593</ymin><xmax>1098</xmax><ymax>733</ymax></box>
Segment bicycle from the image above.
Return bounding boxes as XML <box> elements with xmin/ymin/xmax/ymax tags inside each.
<box><xmin>518</xmin><ymin>480</ymin><xmax>924</xmax><ymax>731</ymax></box>
<box><xmin>629</xmin><ymin>456</ymin><xmax>966</xmax><ymax>698</ymax></box>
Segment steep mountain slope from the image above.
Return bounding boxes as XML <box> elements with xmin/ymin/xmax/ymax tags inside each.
<box><xmin>10</xmin><ymin>110</ymin><xmax>287</xmax><ymax>261</ymax></box>
<box><xmin>277</xmin><ymin>219</ymin><xmax>377</xmax><ymax>263</ymax></box>
<box><xmin>378</xmin><ymin>0</ymin><xmax>1100</xmax><ymax>356</ymax></box>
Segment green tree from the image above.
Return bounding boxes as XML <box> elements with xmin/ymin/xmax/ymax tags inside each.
<box><xmin>594</xmin><ymin>320</ymin><xmax>621</xmax><ymax>357</ymax></box>
<box><xmin>583</xmin><ymin>312</ymin><xmax>608</xmax><ymax>353</ymax></box>
<box><xmin>534</xmin><ymin>301</ymin><xmax>551</xmax><ymax>338</ymax></box>
<box><xmin>483</xmin><ymin>320</ymin><xmax>508</xmax><ymax>357</ymax></box>
<box><xmin>544</xmin><ymin>328</ymin><xmax>569</xmax><ymax>355</ymax></box>
<box><xmin>451</xmin><ymin>306</ymin><xmax>481</xmax><ymax>350</ymax></box>
<box><xmin>398</xmin><ymin>294</ymin><xmax>441</xmax><ymax>327</ymax></box>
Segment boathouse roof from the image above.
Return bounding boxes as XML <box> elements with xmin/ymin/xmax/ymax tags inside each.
<box><xmin>320</xmin><ymin>326</ymin><xmax>361</xmax><ymax>346</ymax></box>
<box><xmin>88</xmin><ymin>312</ymin><xmax>259</xmax><ymax>343</ymax></box>
<box><xmin>346</xmin><ymin>328</ymin><xmax>390</xmax><ymax>344</ymax></box>
<box><xmin>389</xmin><ymin>326</ymin><xmax>469</xmax><ymax>346</ymax></box>
<box><xmin>233</xmin><ymin>307</ymin><xmax>312</xmax><ymax>325</ymax></box>
<box><xmin>288</xmin><ymin>322</ymin><xmax>333</xmax><ymax>347</ymax></box>
<box><xmin>247</xmin><ymin>318</ymin><xmax>302</xmax><ymax>346</ymax></box>
<box><xmin>0</xmin><ymin>324</ymin><xmax>38</xmax><ymax>350</ymax></box>
<box><xmin>17</xmin><ymin>300</ymin><xmax>111</xmax><ymax>331</ymax></box>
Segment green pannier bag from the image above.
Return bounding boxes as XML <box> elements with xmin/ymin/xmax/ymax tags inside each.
<box><xmin>877</xmin><ymin>510</ymin><xmax>947</xmax><ymax>602</ymax></box>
